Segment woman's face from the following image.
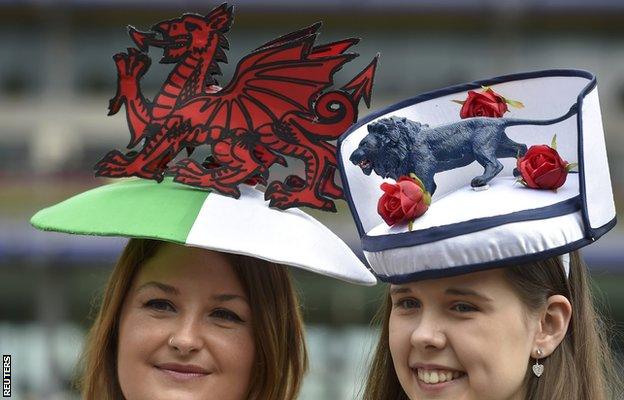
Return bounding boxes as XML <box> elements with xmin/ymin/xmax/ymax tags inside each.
<box><xmin>389</xmin><ymin>268</ymin><xmax>537</xmax><ymax>400</ymax></box>
<box><xmin>117</xmin><ymin>243</ymin><xmax>255</xmax><ymax>400</ymax></box>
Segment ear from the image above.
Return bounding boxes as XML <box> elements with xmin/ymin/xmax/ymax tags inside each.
<box><xmin>532</xmin><ymin>295</ymin><xmax>572</xmax><ymax>357</ymax></box>
<box><xmin>205</xmin><ymin>4</ymin><xmax>233</xmax><ymax>31</ymax></box>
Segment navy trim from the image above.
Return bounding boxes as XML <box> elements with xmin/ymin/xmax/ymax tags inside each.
<box><xmin>362</xmin><ymin>196</ymin><xmax>581</xmax><ymax>252</ymax></box>
<box><xmin>337</xmin><ymin>68</ymin><xmax>597</xmax><ymax>240</ymax></box>
<box><xmin>374</xmin><ymin>216</ymin><xmax>616</xmax><ymax>284</ymax></box>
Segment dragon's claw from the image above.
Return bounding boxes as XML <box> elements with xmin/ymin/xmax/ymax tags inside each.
<box><xmin>265</xmin><ymin>181</ymin><xmax>336</xmax><ymax>212</ymax></box>
<box><xmin>113</xmin><ymin>48</ymin><xmax>150</xmax><ymax>79</ymax></box>
<box><xmin>95</xmin><ymin>150</ymin><xmax>160</xmax><ymax>180</ymax></box>
<box><xmin>171</xmin><ymin>159</ymin><xmax>242</xmax><ymax>198</ymax></box>
<box><xmin>109</xmin><ymin>49</ymin><xmax>150</xmax><ymax>116</ymax></box>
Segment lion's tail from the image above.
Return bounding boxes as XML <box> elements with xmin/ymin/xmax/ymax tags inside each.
<box><xmin>502</xmin><ymin>103</ymin><xmax>578</xmax><ymax>127</ymax></box>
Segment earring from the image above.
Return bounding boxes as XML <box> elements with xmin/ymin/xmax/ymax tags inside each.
<box><xmin>532</xmin><ymin>348</ymin><xmax>544</xmax><ymax>377</ymax></box>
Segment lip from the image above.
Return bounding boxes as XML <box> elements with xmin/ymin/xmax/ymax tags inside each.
<box><xmin>410</xmin><ymin>363</ymin><xmax>466</xmax><ymax>395</ymax></box>
<box><xmin>155</xmin><ymin>363</ymin><xmax>211</xmax><ymax>381</ymax></box>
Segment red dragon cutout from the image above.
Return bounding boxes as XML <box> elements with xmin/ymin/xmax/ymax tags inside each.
<box><xmin>96</xmin><ymin>4</ymin><xmax>377</xmax><ymax>211</ymax></box>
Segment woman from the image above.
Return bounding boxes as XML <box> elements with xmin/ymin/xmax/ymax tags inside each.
<box><xmin>31</xmin><ymin>6</ymin><xmax>378</xmax><ymax>398</ymax></box>
<box><xmin>31</xmin><ymin>177</ymin><xmax>375</xmax><ymax>400</ymax></box>
<box><xmin>80</xmin><ymin>239</ymin><xmax>306</xmax><ymax>400</ymax></box>
<box><xmin>337</xmin><ymin>70</ymin><xmax>622</xmax><ymax>399</ymax></box>
<box><xmin>363</xmin><ymin>252</ymin><xmax>621</xmax><ymax>399</ymax></box>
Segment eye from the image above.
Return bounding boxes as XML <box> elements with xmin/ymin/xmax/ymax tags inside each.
<box><xmin>451</xmin><ymin>303</ymin><xmax>479</xmax><ymax>313</ymax></box>
<box><xmin>394</xmin><ymin>297</ymin><xmax>421</xmax><ymax>310</ymax></box>
<box><xmin>185</xmin><ymin>22</ymin><xmax>199</xmax><ymax>31</ymax></box>
<box><xmin>144</xmin><ymin>299</ymin><xmax>176</xmax><ymax>313</ymax></box>
<box><xmin>210</xmin><ymin>308</ymin><xmax>244</xmax><ymax>323</ymax></box>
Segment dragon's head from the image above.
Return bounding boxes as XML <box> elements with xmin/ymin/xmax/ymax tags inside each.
<box><xmin>129</xmin><ymin>4</ymin><xmax>233</xmax><ymax>64</ymax></box>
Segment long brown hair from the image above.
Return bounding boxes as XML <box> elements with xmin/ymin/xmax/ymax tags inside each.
<box><xmin>362</xmin><ymin>251</ymin><xmax>622</xmax><ymax>400</ymax></box>
<box><xmin>78</xmin><ymin>238</ymin><xmax>308</xmax><ymax>400</ymax></box>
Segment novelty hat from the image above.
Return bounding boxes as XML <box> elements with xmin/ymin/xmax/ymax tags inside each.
<box><xmin>31</xmin><ymin>4</ymin><xmax>377</xmax><ymax>286</ymax></box>
<box><xmin>338</xmin><ymin>69</ymin><xmax>616</xmax><ymax>283</ymax></box>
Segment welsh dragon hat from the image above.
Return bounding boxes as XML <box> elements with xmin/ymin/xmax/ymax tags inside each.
<box><xmin>31</xmin><ymin>5</ymin><xmax>378</xmax><ymax>286</ymax></box>
<box><xmin>338</xmin><ymin>69</ymin><xmax>616</xmax><ymax>283</ymax></box>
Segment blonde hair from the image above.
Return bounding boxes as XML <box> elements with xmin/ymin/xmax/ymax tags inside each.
<box><xmin>78</xmin><ymin>238</ymin><xmax>308</xmax><ymax>400</ymax></box>
<box><xmin>362</xmin><ymin>251</ymin><xmax>622</xmax><ymax>400</ymax></box>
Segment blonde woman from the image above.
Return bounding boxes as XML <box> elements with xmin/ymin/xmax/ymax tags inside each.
<box><xmin>338</xmin><ymin>69</ymin><xmax>622</xmax><ymax>399</ymax></box>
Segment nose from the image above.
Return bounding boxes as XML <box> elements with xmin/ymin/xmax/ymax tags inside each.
<box><xmin>409</xmin><ymin>311</ymin><xmax>447</xmax><ymax>351</ymax></box>
<box><xmin>168</xmin><ymin>316</ymin><xmax>203</xmax><ymax>355</ymax></box>
<box><xmin>350</xmin><ymin>149</ymin><xmax>363</xmax><ymax>164</ymax></box>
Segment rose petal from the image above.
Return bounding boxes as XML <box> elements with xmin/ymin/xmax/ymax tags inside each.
<box><xmin>535</xmin><ymin>167</ymin><xmax>567</xmax><ymax>189</ymax></box>
<box><xmin>413</xmin><ymin>201</ymin><xmax>429</xmax><ymax>218</ymax></box>
<box><xmin>380</xmin><ymin>182</ymin><xmax>398</xmax><ymax>195</ymax></box>
<box><xmin>518</xmin><ymin>159</ymin><xmax>538</xmax><ymax>188</ymax></box>
<box><xmin>535</xmin><ymin>161</ymin><xmax>560</xmax><ymax>178</ymax></box>
<box><xmin>398</xmin><ymin>181</ymin><xmax>424</xmax><ymax>203</ymax></box>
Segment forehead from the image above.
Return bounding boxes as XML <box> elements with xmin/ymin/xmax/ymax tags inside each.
<box><xmin>133</xmin><ymin>243</ymin><xmax>244</xmax><ymax>293</ymax></box>
<box><xmin>391</xmin><ymin>267</ymin><xmax>513</xmax><ymax>296</ymax></box>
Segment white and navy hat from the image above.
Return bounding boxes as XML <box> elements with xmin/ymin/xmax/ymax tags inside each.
<box><xmin>338</xmin><ymin>69</ymin><xmax>616</xmax><ymax>283</ymax></box>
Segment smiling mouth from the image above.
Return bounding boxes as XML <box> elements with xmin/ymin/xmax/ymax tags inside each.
<box><xmin>155</xmin><ymin>364</ymin><xmax>211</xmax><ymax>381</ymax></box>
<box><xmin>413</xmin><ymin>368</ymin><xmax>466</xmax><ymax>385</ymax></box>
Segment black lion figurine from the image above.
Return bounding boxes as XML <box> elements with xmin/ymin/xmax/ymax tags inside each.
<box><xmin>350</xmin><ymin>105</ymin><xmax>577</xmax><ymax>195</ymax></box>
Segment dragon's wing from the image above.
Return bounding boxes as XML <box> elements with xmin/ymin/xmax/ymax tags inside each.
<box><xmin>195</xmin><ymin>31</ymin><xmax>359</xmax><ymax>132</ymax></box>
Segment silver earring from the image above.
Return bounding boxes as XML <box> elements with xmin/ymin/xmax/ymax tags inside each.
<box><xmin>532</xmin><ymin>348</ymin><xmax>544</xmax><ymax>377</ymax></box>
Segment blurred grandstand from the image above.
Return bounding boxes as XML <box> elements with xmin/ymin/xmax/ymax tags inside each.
<box><xmin>0</xmin><ymin>1</ymin><xmax>622</xmax><ymax>398</ymax></box>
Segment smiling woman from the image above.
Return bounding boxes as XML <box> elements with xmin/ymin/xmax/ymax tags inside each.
<box><xmin>363</xmin><ymin>252</ymin><xmax>621</xmax><ymax>400</ymax></box>
<box><xmin>80</xmin><ymin>239</ymin><xmax>306</xmax><ymax>400</ymax></box>
<box><xmin>337</xmin><ymin>71</ymin><xmax>623</xmax><ymax>400</ymax></box>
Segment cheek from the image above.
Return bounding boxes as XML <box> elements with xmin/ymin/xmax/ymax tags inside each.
<box><xmin>212</xmin><ymin>327</ymin><xmax>256</xmax><ymax>375</ymax></box>
<box><xmin>117</xmin><ymin>310</ymin><xmax>169</xmax><ymax>397</ymax></box>
<box><xmin>453</xmin><ymin>311</ymin><xmax>532</xmax><ymax>399</ymax></box>
<box><xmin>388</xmin><ymin>316</ymin><xmax>413</xmax><ymax>380</ymax></box>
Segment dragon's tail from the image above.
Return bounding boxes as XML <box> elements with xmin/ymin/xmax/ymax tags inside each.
<box><xmin>502</xmin><ymin>103</ymin><xmax>578</xmax><ymax>127</ymax></box>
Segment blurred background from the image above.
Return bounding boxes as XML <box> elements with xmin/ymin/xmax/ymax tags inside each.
<box><xmin>0</xmin><ymin>0</ymin><xmax>623</xmax><ymax>399</ymax></box>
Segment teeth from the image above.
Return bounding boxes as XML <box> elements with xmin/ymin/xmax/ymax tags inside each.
<box><xmin>416</xmin><ymin>369</ymin><xmax>464</xmax><ymax>384</ymax></box>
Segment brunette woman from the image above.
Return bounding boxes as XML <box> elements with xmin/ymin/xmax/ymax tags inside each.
<box><xmin>338</xmin><ymin>69</ymin><xmax>622</xmax><ymax>399</ymax></box>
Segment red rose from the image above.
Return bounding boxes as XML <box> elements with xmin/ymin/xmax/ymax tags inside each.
<box><xmin>517</xmin><ymin>145</ymin><xmax>570</xmax><ymax>190</ymax></box>
<box><xmin>377</xmin><ymin>176</ymin><xmax>430</xmax><ymax>227</ymax></box>
<box><xmin>460</xmin><ymin>88</ymin><xmax>509</xmax><ymax>118</ymax></box>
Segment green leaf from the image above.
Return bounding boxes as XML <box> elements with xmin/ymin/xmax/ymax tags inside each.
<box><xmin>481</xmin><ymin>85</ymin><xmax>491</xmax><ymax>91</ymax></box>
<box><xmin>409</xmin><ymin>173</ymin><xmax>426</xmax><ymax>191</ymax></box>
<box><xmin>505</xmin><ymin>98</ymin><xmax>525</xmax><ymax>108</ymax></box>
<box><xmin>423</xmin><ymin>191</ymin><xmax>432</xmax><ymax>206</ymax></box>
<box><xmin>566</xmin><ymin>162</ymin><xmax>578</xmax><ymax>172</ymax></box>
<box><xmin>451</xmin><ymin>99</ymin><xmax>465</xmax><ymax>105</ymax></box>
<box><xmin>551</xmin><ymin>134</ymin><xmax>557</xmax><ymax>150</ymax></box>
<box><xmin>408</xmin><ymin>220</ymin><xmax>414</xmax><ymax>232</ymax></box>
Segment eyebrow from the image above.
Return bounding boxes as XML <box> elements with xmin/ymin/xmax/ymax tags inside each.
<box><xmin>138</xmin><ymin>281</ymin><xmax>180</xmax><ymax>295</ymax></box>
<box><xmin>137</xmin><ymin>282</ymin><xmax>247</xmax><ymax>302</ymax></box>
<box><xmin>213</xmin><ymin>293</ymin><xmax>248</xmax><ymax>303</ymax></box>
<box><xmin>390</xmin><ymin>287</ymin><xmax>411</xmax><ymax>295</ymax></box>
<box><xmin>445</xmin><ymin>287</ymin><xmax>492</xmax><ymax>302</ymax></box>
